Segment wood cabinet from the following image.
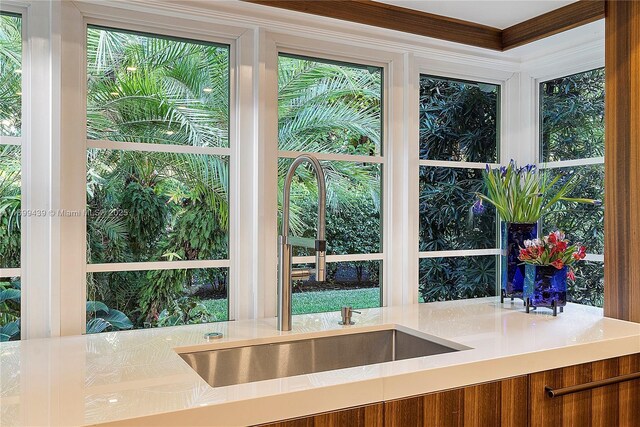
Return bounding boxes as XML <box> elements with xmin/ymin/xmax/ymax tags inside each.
<box><xmin>257</xmin><ymin>354</ymin><xmax>640</xmax><ymax>427</ymax></box>
<box><xmin>384</xmin><ymin>376</ymin><xmax>528</xmax><ymax>427</ymax></box>
<box><xmin>256</xmin><ymin>403</ymin><xmax>383</xmax><ymax>427</ymax></box>
<box><xmin>529</xmin><ymin>354</ymin><xmax>640</xmax><ymax>427</ymax></box>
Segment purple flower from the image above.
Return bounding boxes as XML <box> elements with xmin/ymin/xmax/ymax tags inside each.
<box><xmin>485</xmin><ymin>164</ymin><xmax>490</xmax><ymax>173</ymax></box>
<box><xmin>472</xmin><ymin>199</ymin><xmax>485</xmax><ymax>215</ymax></box>
<box><xmin>592</xmin><ymin>199</ymin><xmax>602</xmax><ymax>206</ymax></box>
<box><xmin>500</xmin><ymin>166</ymin><xmax>507</xmax><ymax>177</ymax></box>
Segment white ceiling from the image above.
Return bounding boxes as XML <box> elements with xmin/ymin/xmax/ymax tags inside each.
<box><xmin>374</xmin><ymin>1</ymin><xmax>577</xmax><ymax>29</ymax></box>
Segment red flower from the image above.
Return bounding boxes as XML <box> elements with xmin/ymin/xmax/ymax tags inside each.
<box><xmin>551</xmin><ymin>259</ymin><xmax>564</xmax><ymax>269</ymax></box>
<box><xmin>551</xmin><ymin>240</ymin><xmax>568</xmax><ymax>255</ymax></box>
<box><xmin>567</xmin><ymin>269</ymin><xmax>576</xmax><ymax>280</ymax></box>
<box><xmin>519</xmin><ymin>249</ymin><xmax>530</xmax><ymax>261</ymax></box>
<box><xmin>547</xmin><ymin>232</ymin><xmax>557</xmax><ymax>244</ymax></box>
<box><xmin>572</xmin><ymin>246</ymin><xmax>587</xmax><ymax>260</ymax></box>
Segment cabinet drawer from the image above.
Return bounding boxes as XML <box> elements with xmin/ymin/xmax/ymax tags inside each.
<box><xmin>530</xmin><ymin>354</ymin><xmax>640</xmax><ymax>427</ymax></box>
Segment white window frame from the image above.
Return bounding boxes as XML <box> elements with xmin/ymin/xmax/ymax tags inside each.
<box><xmin>529</xmin><ymin>37</ymin><xmax>605</xmax><ymax>263</ymax></box>
<box><xmin>0</xmin><ymin>7</ymin><xmax>24</xmax><ymax>281</ymax></box>
<box><xmin>0</xmin><ymin>1</ymin><xmax>57</xmax><ymax>340</ymax></box>
<box><xmin>82</xmin><ymin>18</ymin><xmax>239</xmax><ymax>327</ymax></box>
<box><xmin>414</xmin><ymin>58</ymin><xmax>510</xmax><ymax>300</ymax></box>
<box><xmin>262</xmin><ymin>32</ymin><xmax>410</xmax><ymax>312</ymax></box>
<box><xmin>7</xmin><ymin>0</ymin><xmax>606</xmax><ymax>338</ymax></box>
<box><xmin>50</xmin><ymin>2</ymin><xmax>257</xmax><ymax>335</ymax></box>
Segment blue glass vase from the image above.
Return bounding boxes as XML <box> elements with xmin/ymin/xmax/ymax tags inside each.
<box><xmin>524</xmin><ymin>265</ymin><xmax>567</xmax><ymax>316</ymax></box>
<box><xmin>501</xmin><ymin>222</ymin><xmax>537</xmax><ymax>303</ymax></box>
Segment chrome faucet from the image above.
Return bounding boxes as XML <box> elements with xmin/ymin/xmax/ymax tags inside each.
<box><xmin>278</xmin><ymin>154</ymin><xmax>327</xmax><ymax>331</ymax></box>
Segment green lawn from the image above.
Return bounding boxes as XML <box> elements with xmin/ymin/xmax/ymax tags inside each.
<box><xmin>292</xmin><ymin>288</ymin><xmax>380</xmax><ymax>315</ymax></box>
<box><xmin>201</xmin><ymin>298</ymin><xmax>229</xmax><ymax>321</ymax></box>
<box><xmin>201</xmin><ymin>288</ymin><xmax>380</xmax><ymax>319</ymax></box>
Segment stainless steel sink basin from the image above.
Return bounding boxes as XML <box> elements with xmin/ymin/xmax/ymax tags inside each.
<box><xmin>178</xmin><ymin>326</ymin><xmax>466</xmax><ymax>388</ymax></box>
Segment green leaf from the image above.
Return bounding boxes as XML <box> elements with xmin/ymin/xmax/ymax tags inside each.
<box><xmin>0</xmin><ymin>320</ymin><xmax>20</xmax><ymax>341</ymax></box>
<box><xmin>0</xmin><ymin>288</ymin><xmax>20</xmax><ymax>303</ymax></box>
<box><xmin>101</xmin><ymin>309</ymin><xmax>133</xmax><ymax>330</ymax></box>
<box><xmin>86</xmin><ymin>301</ymin><xmax>110</xmax><ymax>314</ymax></box>
<box><xmin>86</xmin><ymin>318</ymin><xmax>111</xmax><ymax>334</ymax></box>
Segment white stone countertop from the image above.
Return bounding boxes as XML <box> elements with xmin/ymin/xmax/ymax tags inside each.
<box><xmin>1</xmin><ymin>298</ymin><xmax>640</xmax><ymax>426</ymax></box>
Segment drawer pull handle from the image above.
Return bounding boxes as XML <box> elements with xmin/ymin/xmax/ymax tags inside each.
<box><xmin>545</xmin><ymin>372</ymin><xmax>640</xmax><ymax>398</ymax></box>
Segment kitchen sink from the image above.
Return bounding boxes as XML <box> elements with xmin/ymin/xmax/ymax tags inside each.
<box><xmin>178</xmin><ymin>326</ymin><xmax>466</xmax><ymax>388</ymax></box>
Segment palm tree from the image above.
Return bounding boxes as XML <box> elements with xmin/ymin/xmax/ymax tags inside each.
<box><xmin>86</xmin><ymin>26</ymin><xmax>232</xmax><ymax>325</ymax></box>
<box><xmin>0</xmin><ymin>15</ymin><xmax>23</xmax><ymax>339</ymax></box>
<box><xmin>0</xmin><ymin>13</ymin><xmax>22</xmax><ymax>137</ymax></box>
<box><xmin>277</xmin><ymin>56</ymin><xmax>382</xmax><ymax>237</ymax></box>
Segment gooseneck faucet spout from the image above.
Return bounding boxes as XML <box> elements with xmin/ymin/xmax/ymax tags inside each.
<box><xmin>278</xmin><ymin>154</ymin><xmax>327</xmax><ymax>331</ymax></box>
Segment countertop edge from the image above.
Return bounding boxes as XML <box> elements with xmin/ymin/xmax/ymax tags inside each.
<box><xmin>90</xmin><ymin>334</ymin><xmax>640</xmax><ymax>427</ymax></box>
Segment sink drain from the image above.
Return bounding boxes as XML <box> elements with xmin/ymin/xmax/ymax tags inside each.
<box><xmin>204</xmin><ymin>332</ymin><xmax>223</xmax><ymax>340</ymax></box>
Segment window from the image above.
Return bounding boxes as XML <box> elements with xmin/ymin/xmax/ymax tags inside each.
<box><xmin>418</xmin><ymin>75</ymin><xmax>500</xmax><ymax>302</ymax></box>
<box><xmin>85</xmin><ymin>26</ymin><xmax>231</xmax><ymax>332</ymax></box>
<box><xmin>540</xmin><ymin>68</ymin><xmax>604</xmax><ymax>307</ymax></box>
<box><xmin>0</xmin><ymin>12</ymin><xmax>22</xmax><ymax>341</ymax></box>
<box><xmin>277</xmin><ymin>54</ymin><xmax>383</xmax><ymax>314</ymax></box>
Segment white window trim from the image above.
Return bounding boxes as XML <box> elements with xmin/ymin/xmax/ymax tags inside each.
<box><xmin>419</xmin><ymin>249</ymin><xmax>501</xmax><ymax>259</ymax></box>
<box><xmin>278</xmin><ymin>150</ymin><xmax>384</xmax><ymax>165</ymax></box>
<box><xmin>0</xmin><ymin>7</ymin><xmax>24</xmax><ymax>287</ymax></box>
<box><xmin>414</xmin><ymin>60</ymin><xmax>507</xmax><ymax>301</ymax></box>
<box><xmin>530</xmin><ymin>48</ymin><xmax>605</xmax><ymax>259</ymax></box>
<box><xmin>539</xmin><ymin>157</ymin><xmax>605</xmax><ymax>169</ymax></box>
<box><xmin>42</xmin><ymin>5</ymin><xmax>249</xmax><ymax>335</ymax></box>
<box><xmin>81</xmin><ymin>18</ymin><xmax>238</xmax><ymax>325</ymax></box>
<box><xmin>418</xmin><ymin>160</ymin><xmax>500</xmax><ymax>169</ymax></box>
<box><xmin>0</xmin><ymin>136</ymin><xmax>21</xmax><ymax>145</ymax></box>
<box><xmin>86</xmin><ymin>260</ymin><xmax>230</xmax><ymax>273</ymax></box>
<box><xmin>265</xmin><ymin>32</ymin><xmax>410</xmax><ymax>310</ymax></box>
<box><xmin>0</xmin><ymin>268</ymin><xmax>21</xmax><ymax>278</ymax></box>
<box><xmin>8</xmin><ymin>0</ymin><xmax>605</xmax><ymax>338</ymax></box>
<box><xmin>87</xmin><ymin>140</ymin><xmax>232</xmax><ymax>157</ymax></box>
<box><xmin>292</xmin><ymin>253</ymin><xmax>384</xmax><ymax>265</ymax></box>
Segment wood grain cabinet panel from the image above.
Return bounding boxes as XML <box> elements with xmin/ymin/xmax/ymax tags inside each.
<box><xmin>257</xmin><ymin>354</ymin><xmax>640</xmax><ymax>427</ymax></box>
<box><xmin>529</xmin><ymin>354</ymin><xmax>640</xmax><ymax>427</ymax></box>
<box><xmin>255</xmin><ymin>403</ymin><xmax>383</xmax><ymax>427</ymax></box>
<box><xmin>384</xmin><ymin>376</ymin><xmax>528</xmax><ymax>427</ymax></box>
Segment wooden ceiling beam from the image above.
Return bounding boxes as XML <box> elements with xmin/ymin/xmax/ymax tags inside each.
<box><xmin>244</xmin><ymin>0</ymin><xmax>503</xmax><ymax>51</ymax></box>
<box><xmin>502</xmin><ymin>0</ymin><xmax>605</xmax><ymax>50</ymax></box>
<box><xmin>244</xmin><ymin>0</ymin><xmax>605</xmax><ymax>52</ymax></box>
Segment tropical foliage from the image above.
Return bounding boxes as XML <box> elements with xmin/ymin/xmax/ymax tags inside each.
<box><xmin>419</xmin><ymin>76</ymin><xmax>499</xmax><ymax>301</ymax></box>
<box><xmin>86</xmin><ymin>36</ymin><xmax>386</xmax><ymax>322</ymax></box>
<box><xmin>0</xmin><ymin>17</ymin><xmax>607</xmax><ymax>338</ymax></box>
<box><xmin>85</xmin><ymin>26</ymin><xmax>231</xmax><ymax>329</ymax></box>
<box><xmin>419</xmin><ymin>70</ymin><xmax>605</xmax><ymax>307</ymax></box>
<box><xmin>540</xmin><ymin>68</ymin><xmax>604</xmax><ymax>306</ymax></box>
<box><xmin>0</xmin><ymin>13</ymin><xmax>21</xmax><ymax>137</ymax></box>
<box><xmin>1</xmin><ymin>14</ymin><xmax>22</xmax><ymax>340</ymax></box>
<box><xmin>278</xmin><ymin>55</ymin><xmax>383</xmax><ymax>312</ymax></box>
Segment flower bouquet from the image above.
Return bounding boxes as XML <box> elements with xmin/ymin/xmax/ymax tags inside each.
<box><xmin>518</xmin><ymin>231</ymin><xmax>587</xmax><ymax>315</ymax></box>
<box><xmin>472</xmin><ymin>160</ymin><xmax>599</xmax><ymax>303</ymax></box>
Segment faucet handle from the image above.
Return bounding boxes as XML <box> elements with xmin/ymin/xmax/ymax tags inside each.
<box><xmin>339</xmin><ymin>305</ymin><xmax>360</xmax><ymax>325</ymax></box>
<box><xmin>291</xmin><ymin>268</ymin><xmax>312</xmax><ymax>281</ymax></box>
